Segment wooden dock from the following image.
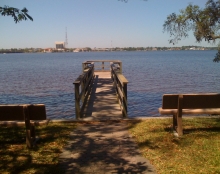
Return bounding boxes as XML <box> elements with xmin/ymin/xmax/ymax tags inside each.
<box><xmin>74</xmin><ymin>60</ymin><xmax>128</xmax><ymax>120</ymax></box>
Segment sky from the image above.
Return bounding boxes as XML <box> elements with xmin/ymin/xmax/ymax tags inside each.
<box><xmin>0</xmin><ymin>0</ymin><xmax>214</xmax><ymax>49</ymax></box>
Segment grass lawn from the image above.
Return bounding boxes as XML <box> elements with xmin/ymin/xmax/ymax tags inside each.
<box><xmin>128</xmin><ymin>117</ymin><xmax>220</xmax><ymax>174</ymax></box>
<box><xmin>0</xmin><ymin>122</ymin><xmax>77</xmax><ymax>174</ymax></box>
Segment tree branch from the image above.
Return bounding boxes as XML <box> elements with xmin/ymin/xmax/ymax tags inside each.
<box><xmin>0</xmin><ymin>6</ymin><xmax>33</xmax><ymax>23</ymax></box>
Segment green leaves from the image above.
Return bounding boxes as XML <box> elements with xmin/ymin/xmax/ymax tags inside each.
<box><xmin>213</xmin><ymin>48</ymin><xmax>220</xmax><ymax>62</ymax></box>
<box><xmin>163</xmin><ymin>0</ymin><xmax>220</xmax><ymax>45</ymax></box>
<box><xmin>0</xmin><ymin>5</ymin><xmax>33</xmax><ymax>23</ymax></box>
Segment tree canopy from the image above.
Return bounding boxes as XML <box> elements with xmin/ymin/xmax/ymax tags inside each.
<box><xmin>0</xmin><ymin>6</ymin><xmax>33</xmax><ymax>23</ymax></box>
<box><xmin>163</xmin><ymin>0</ymin><xmax>220</xmax><ymax>62</ymax></box>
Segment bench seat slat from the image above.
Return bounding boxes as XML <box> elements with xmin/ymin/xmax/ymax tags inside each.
<box><xmin>159</xmin><ymin>107</ymin><xmax>220</xmax><ymax>115</ymax></box>
<box><xmin>0</xmin><ymin>120</ymin><xmax>49</xmax><ymax>127</ymax></box>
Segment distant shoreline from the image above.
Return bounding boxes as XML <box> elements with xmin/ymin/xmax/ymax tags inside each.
<box><xmin>0</xmin><ymin>49</ymin><xmax>216</xmax><ymax>54</ymax></box>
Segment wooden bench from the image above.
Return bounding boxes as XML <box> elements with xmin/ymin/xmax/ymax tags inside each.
<box><xmin>0</xmin><ymin>104</ymin><xmax>47</xmax><ymax>148</ymax></box>
<box><xmin>158</xmin><ymin>93</ymin><xmax>220</xmax><ymax>136</ymax></box>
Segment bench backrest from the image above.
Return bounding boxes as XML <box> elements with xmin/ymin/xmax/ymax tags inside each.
<box><xmin>162</xmin><ymin>94</ymin><xmax>220</xmax><ymax>109</ymax></box>
<box><xmin>0</xmin><ymin>104</ymin><xmax>46</xmax><ymax>121</ymax></box>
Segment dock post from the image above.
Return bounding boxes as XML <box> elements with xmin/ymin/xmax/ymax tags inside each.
<box><xmin>119</xmin><ymin>62</ymin><xmax>122</xmax><ymax>73</ymax></box>
<box><xmin>123</xmin><ymin>83</ymin><xmax>127</xmax><ymax>117</ymax></box>
<box><xmin>74</xmin><ymin>83</ymin><xmax>80</xmax><ymax>119</ymax></box>
<box><xmin>102</xmin><ymin>62</ymin><xmax>104</xmax><ymax>71</ymax></box>
<box><xmin>82</xmin><ymin>63</ymin><xmax>85</xmax><ymax>73</ymax></box>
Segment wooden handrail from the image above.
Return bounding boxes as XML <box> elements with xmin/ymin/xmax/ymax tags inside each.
<box><xmin>74</xmin><ymin>60</ymin><xmax>128</xmax><ymax>119</ymax></box>
<box><xmin>83</xmin><ymin>60</ymin><xmax>122</xmax><ymax>72</ymax></box>
<box><xmin>110</xmin><ymin>62</ymin><xmax>128</xmax><ymax>117</ymax></box>
<box><xmin>73</xmin><ymin>64</ymin><xmax>94</xmax><ymax>119</ymax></box>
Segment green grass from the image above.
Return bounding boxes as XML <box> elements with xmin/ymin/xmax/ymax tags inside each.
<box><xmin>0</xmin><ymin>122</ymin><xmax>77</xmax><ymax>174</ymax></box>
<box><xmin>128</xmin><ymin>117</ymin><xmax>220</xmax><ymax>174</ymax></box>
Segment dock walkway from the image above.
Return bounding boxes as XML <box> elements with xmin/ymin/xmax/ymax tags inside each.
<box><xmin>82</xmin><ymin>71</ymin><xmax>123</xmax><ymax>120</ymax></box>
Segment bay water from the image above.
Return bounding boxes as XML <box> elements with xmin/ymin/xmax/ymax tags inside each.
<box><xmin>0</xmin><ymin>51</ymin><xmax>219</xmax><ymax>119</ymax></box>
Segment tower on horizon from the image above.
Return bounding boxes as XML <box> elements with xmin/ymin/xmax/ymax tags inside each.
<box><xmin>65</xmin><ymin>27</ymin><xmax>68</xmax><ymax>48</ymax></box>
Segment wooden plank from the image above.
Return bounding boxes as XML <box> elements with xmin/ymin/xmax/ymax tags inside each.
<box><xmin>0</xmin><ymin>104</ymin><xmax>46</xmax><ymax>121</ymax></box>
<box><xmin>116</xmin><ymin>73</ymin><xmax>129</xmax><ymax>84</ymax></box>
<box><xmin>29</xmin><ymin>104</ymin><xmax>46</xmax><ymax>120</ymax></box>
<box><xmin>81</xmin><ymin>71</ymin><xmax>123</xmax><ymax>119</ymax></box>
<box><xmin>0</xmin><ymin>105</ymin><xmax>25</xmax><ymax>120</ymax></box>
<box><xmin>159</xmin><ymin>108</ymin><xmax>220</xmax><ymax>115</ymax></box>
<box><xmin>162</xmin><ymin>93</ymin><xmax>220</xmax><ymax>109</ymax></box>
<box><xmin>162</xmin><ymin>95</ymin><xmax>178</xmax><ymax>109</ymax></box>
<box><xmin>86</xmin><ymin>60</ymin><xmax>121</xmax><ymax>63</ymax></box>
<box><xmin>0</xmin><ymin>120</ymin><xmax>49</xmax><ymax>127</ymax></box>
<box><xmin>182</xmin><ymin>94</ymin><xmax>220</xmax><ymax>108</ymax></box>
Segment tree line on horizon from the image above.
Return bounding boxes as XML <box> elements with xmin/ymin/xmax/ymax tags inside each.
<box><xmin>0</xmin><ymin>46</ymin><xmax>218</xmax><ymax>54</ymax></box>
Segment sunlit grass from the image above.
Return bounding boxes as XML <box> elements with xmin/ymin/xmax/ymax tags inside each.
<box><xmin>0</xmin><ymin>122</ymin><xmax>77</xmax><ymax>174</ymax></box>
<box><xmin>128</xmin><ymin>117</ymin><xmax>220</xmax><ymax>174</ymax></box>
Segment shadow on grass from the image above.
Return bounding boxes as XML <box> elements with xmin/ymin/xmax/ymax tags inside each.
<box><xmin>183</xmin><ymin>127</ymin><xmax>220</xmax><ymax>134</ymax></box>
<box><xmin>0</xmin><ymin>123</ymin><xmax>76</xmax><ymax>174</ymax></box>
<box><xmin>127</xmin><ymin>118</ymin><xmax>220</xmax><ymax>173</ymax></box>
<box><xmin>129</xmin><ymin>117</ymin><xmax>220</xmax><ymax>149</ymax></box>
<box><xmin>163</xmin><ymin>117</ymin><xmax>220</xmax><ymax>135</ymax></box>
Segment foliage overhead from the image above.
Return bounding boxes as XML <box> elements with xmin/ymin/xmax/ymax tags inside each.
<box><xmin>163</xmin><ymin>0</ymin><xmax>220</xmax><ymax>62</ymax></box>
<box><xmin>0</xmin><ymin>5</ymin><xmax>33</xmax><ymax>23</ymax></box>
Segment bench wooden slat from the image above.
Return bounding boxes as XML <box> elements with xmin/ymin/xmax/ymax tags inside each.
<box><xmin>0</xmin><ymin>120</ymin><xmax>49</xmax><ymax>127</ymax></box>
<box><xmin>162</xmin><ymin>93</ymin><xmax>220</xmax><ymax>109</ymax></box>
<box><xmin>29</xmin><ymin>104</ymin><xmax>46</xmax><ymax>120</ymax></box>
<box><xmin>162</xmin><ymin>94</ymin><xmax>178</xmax><ymax>109</ymax></box>
<box><xmin>0</xmin><ymin>105</ymin><xmax>25</xmax><ymax>120</ymax></box>
<box><xmin>183</xmin><ymin>94</ymin><xmax>220</xmax><ymax>109</ymax></box>
<box><xmin>159</xmin><ymin>107</ymin><xmax>220</xmax><ymax>115</ymax></box>
<box><xmin>0</xmin><ymin>104</ymin><xmax>46</xmax><ymax>121</ymax></box>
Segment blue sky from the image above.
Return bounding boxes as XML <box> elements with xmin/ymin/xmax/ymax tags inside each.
<box><xmin>1</xmin><ymin>0</ymin><xmax>213</xmax><ymax>49</ymax></box>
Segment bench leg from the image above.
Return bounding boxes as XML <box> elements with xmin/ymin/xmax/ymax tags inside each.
<box><xmin>177</xmin><ymin>115</ymin><xmax>183</xmax><ymax>136</ymax></box>
<box><xmin>25</xmin><ymin>122</ymin><xmax>32</xmax><ymax>148</ymax></box>
<box><xmin>177</xmin><ymin>95</ymin><xmax>183</xmax><ymax>136</ymax></box>
<box><xmin>31</xmin><ymin>125</ymin><xmax>36</xmax><ymax>142</ymax></box>
<box><xmin>173</xmin><ymin>114</ymin><xmax>177</xmax><ymax>131</ymax></box>
<box><xmin>24</xmin><ymin>106</ymin><xmax>33</xmax><ymax>148</ymax></box>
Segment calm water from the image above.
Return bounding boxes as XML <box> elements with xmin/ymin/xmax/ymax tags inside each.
<box><xmin>0</xmin><ymin>51</ymin><xmax>220</xmax><ymax>119</ymax></box>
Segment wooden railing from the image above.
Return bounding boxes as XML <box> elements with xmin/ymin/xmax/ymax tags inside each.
<box><xmin>74</xmin><ymin>60</ymin><xmax>128</xmax><ymax>119</ymax></box>
<box><xmin>73</xmin><ymin>63</ymin><xmax>94</xmax><ymax>119</ymax></box>
<box><xmin>110</xmin><ymin>62</ymin><xmax>128</xmax><ymax>117</ymax></box>
<box><xmin>82</xmin><ymin>60</ymin><xmax>122</xmax><ymax>72</ymax></box>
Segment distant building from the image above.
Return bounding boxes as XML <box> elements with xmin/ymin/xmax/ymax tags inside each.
<box><xmin>190</xmin><ymin>47</ymin><xmax>196</xmax><ymax>50</ymax></box>
<box><xmin>44</xmin><ymin>48</ymin><xmax>53</xmax><ymax>53</ymax></box>
<box><xmin>55</xmin><ymin>42</ymin><xmax>65</xmax><ymax>49</ymax></box>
